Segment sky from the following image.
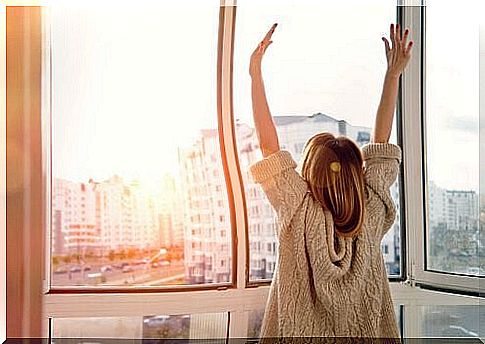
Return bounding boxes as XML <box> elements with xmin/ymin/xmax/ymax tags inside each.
<box><xmin>50</xmin><ymin>0</ymin><xmax>481</xmax><ymax>192</ymax></box>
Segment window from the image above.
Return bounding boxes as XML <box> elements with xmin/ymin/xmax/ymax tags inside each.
<box><xmin>247</xmin><ymin>306</ymin><xmax>403</xmax><ymax>339</ymax></box>
<box><xmin>8</xmin><ymin>1</ymin><xmax>482</xmax><ymax>338</ymax></box>
<box><xmin>417</xmin><ymin>305</ymin><xmax>482</xmax><ymax>338</ymax></box>
<box><xmin>48</xmin><ymin>3</ymin><xmax>233</xmax><ymax>289</ymax></box>
<box><xmin>424</xmin><ymin>0</ymin><xmax>481</xmax><ymax>277</ymax></box>
<box><xmin>52</xmin><ymin>312</ymin><xmax>228</xmax><ymax>339</ymax></box>
<box><xmin>234</xmin><ymin>1</ymin><xmax>403</xmax><ymax>282</ymax></box>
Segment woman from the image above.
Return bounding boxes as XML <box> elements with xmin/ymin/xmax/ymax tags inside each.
<box><xmin>248</xmin><ymin>23</ymin><xmax>413</xmax><ymax>341</ymax></box>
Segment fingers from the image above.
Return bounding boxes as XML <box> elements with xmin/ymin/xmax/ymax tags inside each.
<box><xmin>405</xmin><ymin>40</ymin><xmax>414</xmax><ymax>56</ymax></box>
<box><xmin>263</xmin><ymin>23</ymin><xmax>278</xmax><ymax>43</ymax></box>
<box><xmin>389</xmin><ymin>23</ymin><xmax>411</xmax><ymax>52</ymax></box>
<box><xmin>402</xmin><ymin>28</ymin><xmax>409</xmax><ymax>50</ymax></box>
<box><xmin>390</xmin><ymin>23</ymin><xmax>395</xmax><ymax>49</ymax></box>
<box><xmin>382</xmin><ymin>37</ymin><xmax>391</xmax><ymax>55</ymax></box>
<box><xmin>254</xmin><ymin>23</ymin><xmax>277</xmax><ymax>55</ymax></box>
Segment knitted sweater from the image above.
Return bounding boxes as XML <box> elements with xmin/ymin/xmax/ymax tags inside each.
<box><xmin>249</xmin><ymin>142</ymin><xmax>402</xmax><ymax>341</ymax></box>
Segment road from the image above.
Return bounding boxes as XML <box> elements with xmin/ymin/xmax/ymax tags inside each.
<box><xmin>52</xmin><ymin>260</ymin><xmax>186</xmax><ymax>287</ymax></box>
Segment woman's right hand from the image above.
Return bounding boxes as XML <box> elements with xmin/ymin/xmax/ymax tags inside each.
<box><xmin>382</xmin><ymin>23</ymin><xmax>413</xmax><ymax>78</ymax></box>
<box><xmin>249</xmin><ymin>23</ymin><xmax>277</xmax><ymax>77</ymax></box>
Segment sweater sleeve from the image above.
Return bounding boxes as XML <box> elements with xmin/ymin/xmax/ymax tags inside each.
<box><xmin>249</xmin><ymin>150</ymin><xmax>309</xmax><ymax>238</ymax></box>
<box><xmin>361</xmin><ymin>143</ymin><xmax>402</xmax><ymax>243</ymax></box>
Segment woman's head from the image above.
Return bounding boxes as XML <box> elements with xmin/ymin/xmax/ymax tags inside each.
<box><xmin>301</xmin><ymin>132</ymin><xmax>365</xmax><ymax>238</ymax></box>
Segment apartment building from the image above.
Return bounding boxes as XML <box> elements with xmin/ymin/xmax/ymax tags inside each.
<box><xmin>52</xmin><ymin>178</ymin><xmax>98</xmax><ymax>255</ymax></box>
<box><xmin>178</xmin><ymin>129</ymin><xmax>231</xmax><ymax>284</ymax></box>
<box><xmin>155</xmin><ymin>173</ymin><xmax>185</xmax><ymax>248</ymax></box>
<box><xmin>53</xmin><ymin>175</ymin><xmax>160</xmax><ymax>256</ymax></box>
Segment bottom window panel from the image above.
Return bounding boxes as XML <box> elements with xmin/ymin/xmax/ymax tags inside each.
<box><xmin>246</xmin><ymin>305</ymin><xmax>403</xmax><ymax>339</ymax></box>
<box><xmin>51</xmin><ymin>312</ymin><xmax>228</xmax><ymax>340</ymax></box>
<box><xmin>417</xmin><ymin>305</ymin><xmax>482</xmax><ymax>338</ymax></box>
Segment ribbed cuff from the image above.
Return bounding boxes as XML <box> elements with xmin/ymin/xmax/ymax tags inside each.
<box><xmin>361</xmin><ymin>143</ymin><xmax>402</xmax><ymax>163</ymax></box>
<box><xmin>249</xmin><ymin>150</ymin><xmax>297</xmax><ymax>184</ymax></box>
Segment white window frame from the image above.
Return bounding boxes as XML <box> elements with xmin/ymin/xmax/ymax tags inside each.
<box><xmin>4</xmin><ymin>0</ymin><xmax>482</xmax><ymax>339</ymax></box>
<box><xmin>400</xmin><ymin>0</ymin><xmax>482</xmax><ymax>294</ymax></box>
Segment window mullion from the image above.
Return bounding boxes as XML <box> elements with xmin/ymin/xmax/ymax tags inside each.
<box><xmin>217</xmin><ymin>4</ymin><xmax>248</xmax><ymax>290</ymax></box>
<box><xmin>400</xmin><ymin>2</ymin><xmax>425</xmax><ymax>288</ymax></box>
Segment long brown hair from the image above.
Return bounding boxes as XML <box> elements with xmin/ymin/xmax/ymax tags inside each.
<box><xmin>301</xmin><ymin>132</ymin><xmax>365</xmax><ymax>238</ymax></box>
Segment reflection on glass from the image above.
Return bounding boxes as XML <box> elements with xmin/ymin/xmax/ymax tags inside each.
<box><xmin>419</xmin><ymin>305</ymin><xmax>482</xmax><ymax>338</ymax></box>
<box><xmin>52</xmin><ymin>313</ymin><xmax>228</xmax><ymax>340</ymax></box>
<box><xmin>49</xmin><ymin>4</ymin><xmax>232</xmax><ymax>287</ymax></box>
<box><xmin>425</xmin><ymin>1</ymin><xmax>481</xmax><ymax>276</ymax></box>
<box><xmin>233</xmin><ymin>3</ymin><xmax>402</xmax><ymax>281</ymax></box>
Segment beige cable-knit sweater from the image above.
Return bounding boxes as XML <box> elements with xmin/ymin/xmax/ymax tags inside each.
<box><xmin>249</xmin><ymin>142</ymin><xmax>402</xmax><ymax>341</ymax></box>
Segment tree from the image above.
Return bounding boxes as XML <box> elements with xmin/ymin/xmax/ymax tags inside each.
<box><xmin>127</xmin><ymin>248</ymin><xmax>136</xmax><ymax>259</ymax></box>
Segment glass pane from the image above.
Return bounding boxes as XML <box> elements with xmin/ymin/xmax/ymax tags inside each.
<box><xmin>233</xmin><ymin>2</ymin><xmax>402</xmax><ymax>281</ymax></box>
<box><xmin>418</xmin><ymin>305</ymin><xmax>482</xmax><ymax>338</ymax></box>
<box><xmin>49</xmin><ymin>3</ymin><xmax>233</xmax><ymax>287</ymax></box>
<box><xmin>246</xmin><ymin>305</ymin><xmax>403</xmax><ymax>339</ymax></box>
<box><xmin>425</xmin><ymin>0</ymin><xmax>481</xmax><ymax>276</ymax></box>
<box><xmin>51</xmin><ymin>312</ymin><xmax>228</xmax><ymax>340</ymax></box>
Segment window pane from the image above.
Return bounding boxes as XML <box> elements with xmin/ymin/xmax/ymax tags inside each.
<box><xmin>49</xmin><ymin>3</ymin><xmax>233</xmax><ymax>287</ymax></box>
<box><xmin>418</xmin><ymin>305</ymin><xmax>482</xmax><ymax>338</ymax></box>
<box><xmin>425</xmin><ymin>1</ymin><xmax>481</xmax><ymax>276</ymax></box>
<box><xmin>233</xmin><ymin>2</ymin><xmax>402</xmax><ymax>281</ymax></box>
<box><xmin>246</xmin><ymin>305</ymin><xmax>403</xmax><ymax>339</ymax></box>
<box><xmin>51</xmin><ymin>312</ymin><xmax>228</xmax><ymax>340</ymax></box>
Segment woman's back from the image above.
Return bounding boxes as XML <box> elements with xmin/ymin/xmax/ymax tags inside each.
<box><xmin>249</xmin><ymin>143</ymin><xmax>402</xmax><ymax>340</ymax></box>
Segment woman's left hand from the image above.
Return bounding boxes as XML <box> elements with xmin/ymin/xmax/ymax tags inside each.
<box><xmin>382</xmin><ymin>23</ymin><xmax>413</xmax><ymax>78</ymax></box>
<box><xmin>249</xmin><ymin>23</ymin><xmax>278</xmax><ymax>77</ymax></box>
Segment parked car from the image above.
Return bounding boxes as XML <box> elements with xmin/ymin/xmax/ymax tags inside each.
<box><xmin>87</xmin><ymin>272</ymin><xmax>106</xmax><ymax>285</ymax></box>
<box><xmin>100</xmin><ymin>265</ymin><xmax>112</xmax><ymax>273</ymax></box>
<box><xmin>150</xmin><ymin>262</ymin><xmax>159</xmax><ymax>268</ymax></box>
<box><xmin>467</xmin><ymin>267</ymin><xmax>479</xmax><ymax>275</ymax></box>
<box><xmin>122</xmin><ymin>265</ymin><xmax>133</xmax><ymax>273</ymax></box>
<box><xmin>70</xmin><ymin>266</ymin><xmax>82</xmax><ymax>273</ymax></box>
<box><xmin>83</xmin><ymin>265</ymin><xmax>92</xmax><ymax>271</ymax></box>
<box><xmin>143</xmin><ymin>315</ymin><xmax>170</xmax><ymax>327</ymax></box>
<box><xmin>54</xmin><ymin>266</ymin><xmax>68</xmax><ymax>274</ymax></box>
<box><xmin>134</xmin><ymin>259</ymin><xmax>149</xmax><ymax>265</ymax></box>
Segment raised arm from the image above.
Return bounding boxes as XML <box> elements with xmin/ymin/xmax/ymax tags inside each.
<box><xmin>372</xmin><ymin>23</ymin><xmax>413</xmax><ymax>143</ymax></box>
<box><xmin>249</xmin><ymin>23</ymin><xmax>280</xmax><ymax>157</ymax></box>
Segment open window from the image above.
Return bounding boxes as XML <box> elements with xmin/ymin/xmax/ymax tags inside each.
<box><xmin>232</xmin><ymin>0</ymin><xmax>406</xmax><ymax>284</ymax></box>
<box><xmin>400</xmin><ymin>0</ymin><xmax>482</xmax><ymax>294</ymax></box>
<box><xmin>5</xmin><ymin>0</ymin><xmax>483</xmax><ymax>339</ymax></box>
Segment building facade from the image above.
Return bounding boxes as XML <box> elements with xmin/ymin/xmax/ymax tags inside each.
<box><xmin>178</xmin><ymin>129</ymin><xmax>231</xmax><ymax>284</ymax></box>
<box><xmin>52</xmin><ymin>175</ymin><xmax>160</xmax><ymax>256</ymax></box>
